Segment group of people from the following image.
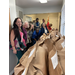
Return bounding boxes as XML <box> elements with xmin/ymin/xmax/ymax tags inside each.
<box><xmin>9</xmin><ymin>17</ymin><xmax>52</xmax><ymax>64</ymax></box>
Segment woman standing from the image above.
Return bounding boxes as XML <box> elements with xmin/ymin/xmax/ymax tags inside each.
<box><xmin>41</xmin><ymin>23</ymin><xmax>49</xmax><ymax>35</ymax></box>
<box><xmin>9</xmin><ymin>17</ymin><xmax>26</xmax><ymax>64</ymax></box>
<box><xmin>26</xmin><ymin>24</ymin><xmax>34</xmax><ymax>49</ymax></box>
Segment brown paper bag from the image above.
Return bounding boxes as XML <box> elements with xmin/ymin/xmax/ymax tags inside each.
<box><xmin>20</xmin><ymin>43</ymin><xmax>37</xmax><ymax>64</ymax></box>
<box><xmin>55</xmin><ymin>37</ymin><xmax>65</xmax><ymax>51</ymax></box>
<box><xmin>51</xmin><ymin>35</ymin><xmax>60</xmax><ymax>43</ymax></box>
<box><xmin>38</xmin><ymin>34</ymin><xmax>52</xmax><ymax>53</ymax></box>
<box><xmin>42</xmin><ymin>39</ymin><xmax>54</xmax><ymax>52</ymax></box>
<box><xmin>57</xmin><ymin>48</ymin><xmax>65</xmax><ymax>74</ymax></box>
<box><xmin>25</xmin><ymin>46</ymin><xmax>48</xmax><ymax>75</ymax></box>
<box><xmin>50</xmin><ymin>30</ymin><xmax>61</xmax><ymax>43</ymax></box>
<box><xmin>48</xmin><ymin>46</ymin><xmax>63</xmax><ymax>75</ymax></box>
<box><xmin>21</xmin><ymin>46</ymin><xmax>37</xmax><ymax>75</ymax></box>
<box><xmin>26</xmin><ymin>62</ymin><xmax>37</xmax><ymax>75</ymax></box>
<box><xmin>33</xmin><ymin>46</ymin><xmax>48</xmax><ymax>75</ymax></box>
<box><xmin>39</xmin><ymin>33</ymin><xmax>53</xmax><ymax>52</ymax></box>
<box><xmin>14</xmin><ymin>63</ymin><xmax>24</xmax><ymax>75</ymax></box>
<box><xmin>50</xmin><ymin>31</ymin><xmax>56</xmax><ymax>38</ymax></box>
<box><xmin>56</xmin><ymin>30</ymin><xmax>62</xmax><ymax>38</ymax></box>
<box><xmin>14</xmin><ymin>43</ymin><xmax>37</xmax><ymax>75</ymax></box>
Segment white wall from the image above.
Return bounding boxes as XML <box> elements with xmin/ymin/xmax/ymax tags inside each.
<box><xmin>9</xmin><ymin>0</ymin><xmax>18</xmax><ymax>74</ymax></box>
<box><xmin>60</xmin><ymin>0</ymin><xmax>65</xmax><ymax>35</ymax></box>
<box><xmin>9</xmin><ymin>0</ymin><xmax>17</xmax><ymax>27</ymax></box>
<box><xmin>16</xmin><ymin>5</ymin><xmax>24</xmax><ymax>18</ymax></box>
<box><xmin>23</xmin><ymin>5</ymin><xmax>62</xmax><ymax>15</ymax></box>
<box><xmin>9</xmin><ymin>49</ymin><xmax>18</xmax><ymax>74</ymax></box>
<box><xmin>16</xmin><ymin>5</ymin><xmax>62</xmax><ymax>23</ymax></box>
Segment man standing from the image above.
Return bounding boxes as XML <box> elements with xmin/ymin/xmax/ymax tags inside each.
<box><xmin>41</xmin><ymin>19</ymin><xmax>46</xmax><ymax>28</ymax></box>
<box><xmin>35</xmin><ymin>18</ymin><xmax>40</xmax><ymax>29</ymax></box>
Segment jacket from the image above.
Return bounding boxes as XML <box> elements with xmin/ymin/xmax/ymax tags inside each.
<box><xmin>32</xmin><ymin>30</ymin><xmax>41</xmax><ymax>40</ymax></box>
<box><xmin>41</xmin><ymin>27</ymin><xmax>49</xmax><ymax>35</ymax></box>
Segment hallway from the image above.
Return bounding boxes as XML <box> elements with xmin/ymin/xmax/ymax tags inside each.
<box><xmin>9</xmin><ymin>0</ymin><xmax>65</xmax><ymax>75</ymax></box>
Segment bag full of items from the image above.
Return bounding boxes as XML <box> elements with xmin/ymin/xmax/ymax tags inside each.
<box><xmin>14</xmin><ymin>29</ymin><xmax>65</xmax><ymax>75</ymax></box>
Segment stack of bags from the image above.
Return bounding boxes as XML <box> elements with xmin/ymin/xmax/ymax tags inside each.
<box><xmin>14</xmin><ymin>29</ymin><xmax>65</xmax><ymax>75</ymax></box>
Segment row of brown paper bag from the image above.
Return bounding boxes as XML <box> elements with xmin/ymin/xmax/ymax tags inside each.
<box><xmin>14</xmin><ymin>29</ymin><xmax>65</xmax><ymax>75</ymax></box>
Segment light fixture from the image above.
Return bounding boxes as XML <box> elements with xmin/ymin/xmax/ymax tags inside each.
<box><xmin>39</xmin><ymin>0</ymin><xmax>47</xmax><ymax>3</ymax></box>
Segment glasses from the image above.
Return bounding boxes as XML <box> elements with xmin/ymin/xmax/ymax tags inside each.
<box><xmin>17</xmin><ymin>21</ymin><xmax>22</xmax><ymax>23</ymax></box>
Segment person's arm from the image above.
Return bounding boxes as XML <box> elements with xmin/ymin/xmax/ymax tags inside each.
<box><xmin>46</xmin><ymin>27</ymin><xmax>49</xmax><ymax>33</ymax></box>
<box><xmin>34</xmin><ymin>38</ymin><xmax>37</xmax><ymax>41</ymax></box>
<box><xmin>40</xmin><ymin>27</ymin><xmax>43</xmax><ymax>35</ymax></box>
<box><xmin>37</xmin><ymin>30</ymin><xmax>41</xmax><ymax>40</ymax></box>
<box><xmin>23</xmin><ymin>27</ymin><xmax>27</xmax><ymax>42</ymax></box>
<box><xmin>32</xmin><ymin>31</ymin><xmax>37</xmax><ymax>41</ymax></box>
<box><xmin>10</xmin><ymin>30</ymin><xmax>17</xmax><ymax>54</ymax></box>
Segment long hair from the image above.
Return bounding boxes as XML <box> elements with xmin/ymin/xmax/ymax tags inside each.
<box><xmin>10</xmin><ymin>17</ymin><xmax>26</xmax><ymax>48</ymax></box>
<box><xmin>12</xmin><ymin>17</ymin><xmax>22</xmax><ymax>41</ymax></box>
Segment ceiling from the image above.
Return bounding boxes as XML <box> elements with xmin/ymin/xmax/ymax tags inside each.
<box><xmin>16</xmin><ymin>0</ymin><xmax>63</xmax><ymax>8</ymax></box>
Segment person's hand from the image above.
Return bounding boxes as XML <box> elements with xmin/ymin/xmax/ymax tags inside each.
<box><xmin>47</xmin><ymin>33</ymin><xmax>49</xmax><ymax>35</ymax></box>
<box><xmin>49</xmin><ymin>24</ymin><xmax>50</xmax><ymax>27</ymax></box>
<box><xmin>30</xmin><ymin>40</ymin><xmax>32</xmax><ymax>43</ymax></box>
<box><xmin>13</xmin><ymin>49</ymin><xmax>17</xmax><ymax>54</ymax></box>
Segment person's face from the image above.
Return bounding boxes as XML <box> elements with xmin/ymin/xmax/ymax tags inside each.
<box><xmin>36</xmin><ymin>29</ymin><xmax>39</xmax><ymax>33</ymax></box>
<box><xmin>43</xmin><ymin>23</ymin><xmax>45</xmax><ymax>28</ymax></box>
<box><xmin>44</xmin><ymin>20</ymin><xmax>45</xmax><ymax>22</ymax></box>
<box><xmin>16</xmin><ymin>19</ymin><xmax>22</xmax><ymax>28</ymax></box>
<box><xmin>24</xmin><ymin>22</ymin><xmax>29</xmax><ymax>29</ymax></box>
<box><xmin>43</xmin><ymin>19</ymin><xmax>45</xmax><ymax>23</ymax></box>
<box><xmin>33</xmin><ymin>20</ymin><xmax>35</xmax><ymax>23</ymax></box>
<box><xmin>31</xmin><ymin>24</ymin><xmax>34</xmax><ymax>30</ymax></box>
<box><xmin>50</xmin><ymin>24</ymin><xmax>52</xmax><ymax>26</ymax></box>
<box><xmin>37</xmin><ymin>19</ymin><xmax>39</xmax><ymax>22</ymax></box>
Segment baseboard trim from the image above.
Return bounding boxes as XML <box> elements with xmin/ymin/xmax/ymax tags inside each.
<box><xmin>9</xmin><ymin>69</ymin><xmax>14</xmax><ymax>75</ymax></box>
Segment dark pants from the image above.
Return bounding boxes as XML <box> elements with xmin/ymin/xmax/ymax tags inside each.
<box><xmin>26</xmin><ymin>42</ymin><xmax>33</xmax><ymax>50</ymax></box>
<box><xmin>22</xmin><ymin>42</ymin><xmax>33</xmax><ymax>54</ymax></box>
<box><xmin>32</xmin><ymin>40</ymin><xmax>36</xmax><ymax>45</ymax></box>
<box><xmin>16</xmin><ymin>50</ymin><xmax>23</xmax><ymax>64</ymax></box>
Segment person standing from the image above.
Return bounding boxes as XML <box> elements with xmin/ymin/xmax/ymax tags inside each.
<box><xmin>9</xmin><ymin>17</ymin><xmax>26</xmax><ymax>64</ymax></box>
<box><xmin>22</xmin><ymin>21</ymin><xmax>29</xmax><ymax>43</ymax></box>
<box><xmin>35</xmin><ymin>18</ymin><xmax>40</xmax><ymax>29</ymax></box>
<box><xmin>41</xmin><ymin>19</ymin><xmax>46</xmax><ymax>28</ymax></box>
<box><xmin>41</xmin><ymin>23</ymin><xmax>49</xmax><ymax>35</ymax></box>
<box><xmin>26</xmin><ymin>24</ymin><xmax>34</xmax><ymax>49</ymax></box>
<box><xmin>21</xmin><ymin>21</ymin><xmax>29</xmax><ymax>53</ymax></box>
<box><xmin>46</xmin><ymin>17</ymin><xmax>52</xmax><ymax>32</ymax></box>
<box><xmin>33</xmin><ymin>20</ymin><xmax>36</xmax><ymax>31</ymax></box>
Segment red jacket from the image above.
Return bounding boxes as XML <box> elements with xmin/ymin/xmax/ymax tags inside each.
<box><xmin>47</xmin><ymin>22</ymin><xmax>52</xmax><ymax>30</ymax></box>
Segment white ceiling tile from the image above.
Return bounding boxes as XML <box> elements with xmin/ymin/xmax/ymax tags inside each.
<box><xmin>16</xmin><ymin>0</ymin><xmax>63</xmax><ymax>8</ymax></box>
